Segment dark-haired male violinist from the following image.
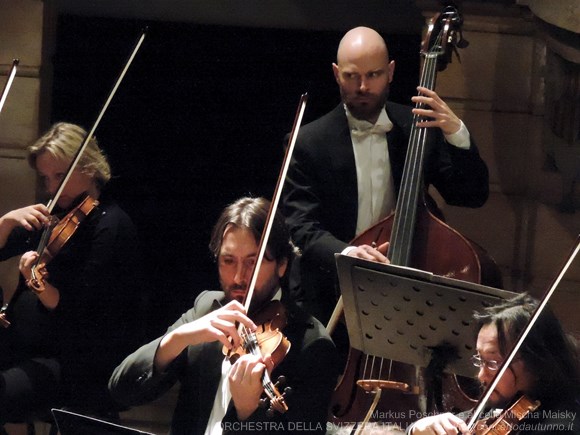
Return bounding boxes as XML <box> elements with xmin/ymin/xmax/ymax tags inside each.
<box><xmin>109</xmin><ymin>197</ymin><xmax>338</xmax><ymax>434</ymax></box>
<box><xmin>408</xmin><ymin>294</ymin><xmax>580</xmax><ymax>434</ymax></box>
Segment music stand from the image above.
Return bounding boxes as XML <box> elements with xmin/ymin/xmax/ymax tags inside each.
<box><xmin>336</xmin><ymin>254</ymin><xmax>517</xmax><ymax>377</ymax></box>
<box><xmin>52</xmin><ymin>409</ymin><xmax>154</xmax><ymax>435</ymax></box>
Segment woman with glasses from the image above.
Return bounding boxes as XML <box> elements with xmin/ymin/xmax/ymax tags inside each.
<box><xmin>407</xmin><ymin>293</ymin><xmax>580</xmax><ymax>434</ymax></box>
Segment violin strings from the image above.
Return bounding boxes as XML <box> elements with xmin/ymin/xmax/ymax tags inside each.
<box><xmin>239</xmin><ymin>326</ymin><xmax>279</xmax><ymax>402</ymax></box>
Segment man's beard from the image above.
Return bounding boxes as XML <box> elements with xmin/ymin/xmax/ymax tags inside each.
<box><xmin>222</xmin><ymin>272</ymin><xmax>280</xmax><ymax>309</ymax></box>
<box><xmin>343</xmin><ymin>87</ymin><xmax>389</xmax><ymax>122</ymax></box>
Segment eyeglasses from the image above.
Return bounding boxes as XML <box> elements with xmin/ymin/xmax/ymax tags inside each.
<box><xmin>471</xmin><ymin>354</ymin><xmax>500</xmax><ymax>371</ymax></box>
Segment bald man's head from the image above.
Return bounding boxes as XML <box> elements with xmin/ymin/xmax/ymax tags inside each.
<box><xmin>333</xmin><ymin>27</ymin><xmax>394</xmax><ymax>123</ymax></box>
<box><xmin>337</xmin><ymin>27</ymin><xmax>389</xmax><ymax>65</ymax></box>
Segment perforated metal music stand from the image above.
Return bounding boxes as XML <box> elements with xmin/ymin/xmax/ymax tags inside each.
<box><xmin>336</xmin><ymin>254</ymin><xmax>517</xmax><ymax>377</ymax></box>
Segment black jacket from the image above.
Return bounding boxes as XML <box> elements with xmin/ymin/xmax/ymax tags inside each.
<box><xmin>109</xmin><ymin>290</ymin><xmax>339</xmax><ymax>434</ymax></box>
<box><xmin>282</xmin><ymin>102</ymin><xmax>489</xmax><ymax>323</ymax></box>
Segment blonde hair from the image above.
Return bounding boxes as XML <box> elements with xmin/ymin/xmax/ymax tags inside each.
<box><xmin>28</xmin><ymin>122</ymin><xmax>111</xmax><ymax>189</ymax></box>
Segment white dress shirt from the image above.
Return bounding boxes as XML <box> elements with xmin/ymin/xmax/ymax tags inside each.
<box><xmin>204</xmin><ymin>357</ymin><xmax>232</xmax><ymax>435</ymax></box>
<box><xmin>346</xmin><ymin>106</ymin><xmax>396</xmax><ymax>236</ymax></box>
<box><xmin>342</xmin><ymin>104</ymin><xmax>471</xmax><ymax>254</ymax></box>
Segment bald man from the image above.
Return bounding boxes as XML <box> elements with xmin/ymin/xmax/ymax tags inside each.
<box><xmin>282</xmin><ymin>27</ymin><xmax>489</xmax><ymax>325</ymax></box>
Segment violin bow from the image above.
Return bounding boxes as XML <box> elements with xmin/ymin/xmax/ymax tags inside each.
<box><xmin>46</xmin><ymin>29</ymin><xmax>147</xmax><ymax>214</ymax></box>
<box><xmin>30</xmin><ymin>29</ymin><xmax>146</xmax><ymax>281</ymax></box>
<box><xmin>231</xmin><ymin>93</ymin><xmax>307</xmax><ymax>415</ymax></box>
<box><xmin>466</xmin><ymin>235</ymin><xmax>580</xmax><ymax>430</ymax></box>
<box><xmin>241</xmin><ymin>93</ymin><xmax>308</xmax><ymax>312</ymax></box>
<box><xmin>0</xmin><ymin>59</ymin><xmax>19</xmax><ymax>116</ymax></box>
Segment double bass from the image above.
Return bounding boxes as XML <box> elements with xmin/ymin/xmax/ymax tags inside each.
<box><xmin>329</xmin><ymin>5</ymin><xmax>501</xmax><ymax>430</ymax></box>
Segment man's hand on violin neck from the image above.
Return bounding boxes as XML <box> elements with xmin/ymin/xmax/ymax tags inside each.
<box><xmin>229</xmin><ymin>353</ymin><xmax>272</xmax><ymax>421</ymax></box>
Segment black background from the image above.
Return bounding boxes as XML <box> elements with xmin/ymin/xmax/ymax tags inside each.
<box><xmin>50</xmin><ymin>15</ymin><xmax>421</xmax><ymax>338</ymax></box>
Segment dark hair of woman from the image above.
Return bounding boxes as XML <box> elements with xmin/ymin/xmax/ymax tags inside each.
<box><xmin>474</xmin><ymin>293</ymin><xmax>580</xmax><ymax>403</ymax></box>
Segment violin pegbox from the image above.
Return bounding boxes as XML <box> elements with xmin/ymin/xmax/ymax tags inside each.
<box><xmin>259</xmin><ymin>375</ymin><xmax>292</xmax><ymax>417</ymax></box>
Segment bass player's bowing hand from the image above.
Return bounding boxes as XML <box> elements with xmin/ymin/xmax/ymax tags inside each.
<box><xmin>154</xmin><ymin>300</ymin><xmax>257</xmax><ymax>372</ymax></box>
<box><xmin>347</xmin><ymin>241</ymin><xmax>390</xmax><ymax>264</ymax></box>
<box><xmin>409</xmin><ymin>412</ymin><xmax>469</xmax><ymax>435</ymax></box>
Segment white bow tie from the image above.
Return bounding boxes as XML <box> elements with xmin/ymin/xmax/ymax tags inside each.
<box><xmin>351</xmin><ymin>122</ymin><xmax>391</xmax><ymax>138</ymax></box>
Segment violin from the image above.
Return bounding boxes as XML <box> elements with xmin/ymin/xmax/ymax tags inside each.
<box><xmin>28</xmin><ymin>194</ymin><xmax>99</xmax><ymax>293</ymax></box>
<box><xmin>26</xmin><ymin>30</ymin><xmax>146</xmax><ymax>293</ymax></box>
<box><xmin>470</xmin><ymin>395</ymin><xmax>541</xmax><ymax>435</ymax></box>
<box><xmin>464</xmin><ymin>237</ymin><xmax>580</xmax><ymax>434</ymax></box>
<box><xmin>226</xmin><ymin>300</ymin><xmax>292</xmax><ymax>415</ymax></box>
<box><xmin>229</xmin><ymin>300</ymin><xmax>290</xmax><ymax>368</ymax></box>
<box><xmin>222</xmin><ymin>93</ymin><xmax>308</xmax><ymax>416</ymax></box>
<box><xmin>0</xmin><ymin>30</ymin><xmax>145</xmax><ymax>328</ymax></box>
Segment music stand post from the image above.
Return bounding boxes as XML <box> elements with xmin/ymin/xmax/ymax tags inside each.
<box><xmin>336</xmin><ymin>254</ymin><xmax>517</xmax><ymax>377</ymax></box>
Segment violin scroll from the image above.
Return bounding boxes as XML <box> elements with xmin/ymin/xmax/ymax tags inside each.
<box><xmin>27</xmin><ymin>262</ymin><xmax>49</xmax><ymax>294</ymax></box>
<box><xmin>260</xmin><ymin>375</ymin><xmax>292</xmax><ymax>416</ymax></box>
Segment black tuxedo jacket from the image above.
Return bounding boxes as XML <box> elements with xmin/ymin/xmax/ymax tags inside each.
<box><xmin>282</xmin><ymin>102</ymin><xmax>489</xmax><ymax>323</ymax></box>
<box><xmin>109</xmin><ymin>291</ymin><xmax>338</xmax><ymax>434</ymax></box>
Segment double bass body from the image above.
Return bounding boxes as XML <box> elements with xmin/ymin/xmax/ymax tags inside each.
<box><xmin>328</xmin><ymin>202</ymin><xmax>499</xmax><ymax>428</ymax></box>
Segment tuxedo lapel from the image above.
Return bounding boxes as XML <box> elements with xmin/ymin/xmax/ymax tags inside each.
<box><xmin>326</xmin><ymin>105</ymin><xmax>358</xmax><ymax>239</ymax></box>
